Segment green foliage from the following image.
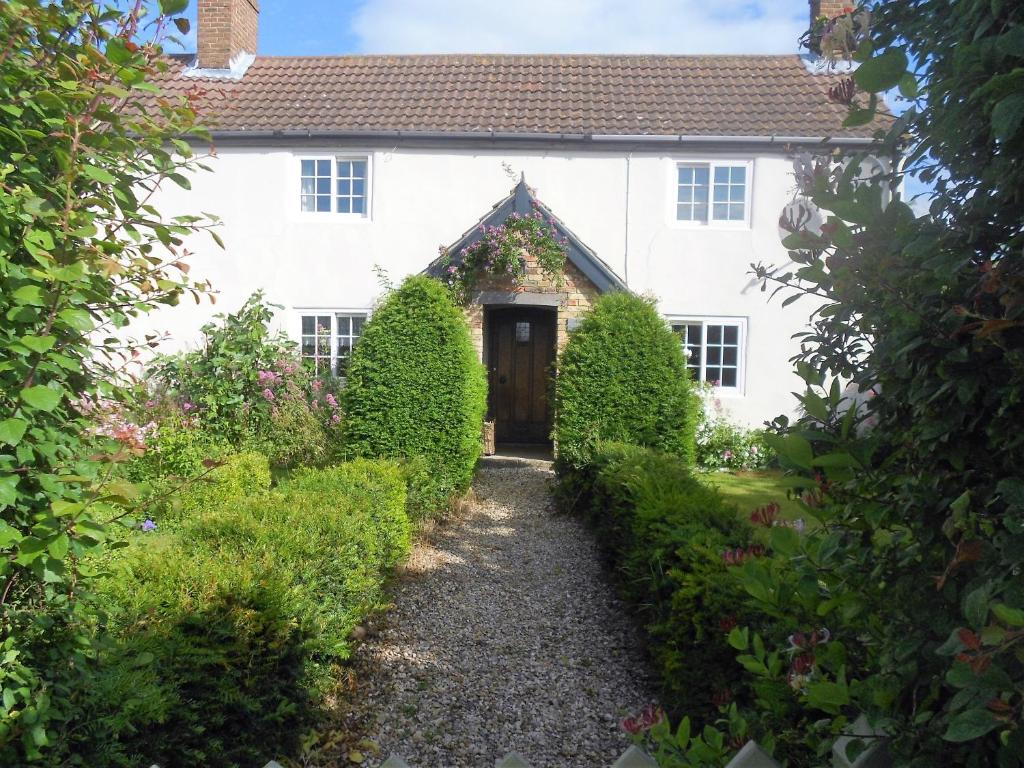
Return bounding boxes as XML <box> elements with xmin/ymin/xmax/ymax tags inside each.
<box><xmin>343</xmin><ymin>276</ymin><xmax>487</xmax><ymax>510</ymax></box>
<box><xmin>722</xmin><ymin>2</ymin><xmax>1024</xmax><ymax>764</ymax></box>
<box><xmin>554</xmin><ymin>293</ymin><xmax>699</xmax><ymax>468</ymax></box>
<box><xmin>80</xmin><ymin>545</ymin><xmax>311</xmax><ymax>768</ymax></box>
<box><xmin>694</xmin><ymin>384</ymin><xmax>774</xmax><ymax>471</ymax></box>
<box><xmin>438</xmin><ymin>207</ymin><xmax>568</xmax><ymax>304</ymax></box>
<box><xmin>560</xmin><ymin>443</ymin><xmax>754</xmax><ymax>719</ymax></box>
<box><xmin>0</xmin><ymin>1</ymin><xmax>214</xmax><ymax>760</ymax></box>
<box><xmin>174</xmin><ymin>452</ymin><xmax>272</xmax><ymax>518</ymax></box>
<box><xmin>151</xmin><ymin>292</ymin><xmax>340</xmax><ymax>468</ymax></box>
<box><xmin>70</xmin><ymin>456</ymin><xmax>409</xmax><ymax>767</ymax></box>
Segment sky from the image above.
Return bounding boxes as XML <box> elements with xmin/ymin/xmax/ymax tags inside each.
<box><xmin>172</xmin><ymin>0</ymin><xmax>813</xmax><ymax>56</ymax></box>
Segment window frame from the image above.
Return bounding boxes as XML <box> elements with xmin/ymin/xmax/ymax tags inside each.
<box><xmin>297</xmin><ymin>308</ymin><xmax>370</xmax><ymax>377</ymax></box>
<box><xmin>294</xmin><ymin>152</ymin><xmax>373</xmax><ymax>221</ymax></box>
<box><xmin>670</xmin><ymin>159</ymin><xmax>753</xmax><ymax>229</ymax></box>
<box><xmin>666</xmin><ymin>316</ymin><xmax>748</xmax><ymax>395</ymax></box>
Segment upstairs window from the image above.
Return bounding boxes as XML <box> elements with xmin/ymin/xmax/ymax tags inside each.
<box><xmin>676</xmin><ymin>162</ymin><xmax>750</xmax><ymax>224</ymax></box>
<box><xmin>301</xmin><ymin>313</ymin><xmax>367</xmax><ymax>376</ymax></box>
<box><xmin>670</xmin><ymin>318</ymin><xmax>744</xmax><ymax>391</ymax></box>
<box><xmin>300</xmin><ymin>157</ymin><xmax>368</xmax><ymax>215</ymax></box>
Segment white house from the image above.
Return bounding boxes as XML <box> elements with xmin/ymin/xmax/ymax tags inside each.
<box><xmin>143</xmin><ymin>0</ymin><xmax>879</xmax><ymax>444</ymax></box>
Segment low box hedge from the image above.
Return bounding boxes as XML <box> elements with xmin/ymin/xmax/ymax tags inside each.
<box><xmin>559</xmin><ymin>442</ymin><xmax>754</xmax><ymax>719</ymax></box>
<box><xmin>74</xmin><ymin>454</ymin><xmax>410</xmax><ymax>768</ymax></box>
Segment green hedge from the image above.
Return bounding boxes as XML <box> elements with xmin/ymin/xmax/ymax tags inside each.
<box><xmin>75</xmin><ymin>455</ymin><xmax>410</xmax><ymax>767</ymax></box>
<box><xmin>343</xmin><ymin>276</ymin><xmax>486</xmax><ymax>513</ymax></box>
<box><xmin>559</xmin><ymin>443</ymin><xmax>754</xmax><ymax>719</ymax></box>
<box><xmin>553</xmin><ymin>292</ymin><xmax>699</xmax><ymax>468</ymax></box>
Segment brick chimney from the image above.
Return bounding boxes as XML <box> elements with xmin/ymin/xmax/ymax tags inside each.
<box><xmin>809</xmin><ymin>0</ymin><xmax>851</xmax><ymax>24</ymax></box>
<box><xmin>197</xmin><ymin>0</ymin><xmax>259</xmax><ymax>70</ymax></box>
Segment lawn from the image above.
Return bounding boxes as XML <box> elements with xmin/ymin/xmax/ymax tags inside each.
<box><xmin>705</xmin><ymin>469</ymin><xmax>806</xmax><ymax>524</ymax></box>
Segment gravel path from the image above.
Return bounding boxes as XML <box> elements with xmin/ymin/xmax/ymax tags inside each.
<box><xmin>351</xmin><ymin>456</ymin><xmax>656</xmax><ymax>768</ymax></box>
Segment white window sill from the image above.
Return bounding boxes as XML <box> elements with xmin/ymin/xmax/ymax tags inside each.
<box><xmin>668</xmin><ymin>219</ymin><xmax>751</xmax><ymax>231</ymax></box>
<box><xmin>293</xmin><ymin>212</ymin><xmax>373</xmax><ymax>225</ymax></box>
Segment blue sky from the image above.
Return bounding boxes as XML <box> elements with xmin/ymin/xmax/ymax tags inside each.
<box><xmin>173</xmin><ymin>0</ymin><xmax>812</xmax><ymax>56</ymax></box>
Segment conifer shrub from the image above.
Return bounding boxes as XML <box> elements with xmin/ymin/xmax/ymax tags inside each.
<box><xmin>563</xmin><ymin>442</ymin><xmax>755</xmax><ymax>719</ymax></box>
<box><xmin>343</xmin><ymin>276</ymin><xmax>487</xmax><ymax>512</ymax></box>
<box><xmin>553</xmin><ymin>292</ymin><xmax>698</xmax><ymax>468</ymax></box>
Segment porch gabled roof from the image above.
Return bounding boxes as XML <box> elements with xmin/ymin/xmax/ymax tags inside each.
<box><xmin>424</xmin><ymin>176</ymin><xmax>627</xmax><ymax>293</ymax></box>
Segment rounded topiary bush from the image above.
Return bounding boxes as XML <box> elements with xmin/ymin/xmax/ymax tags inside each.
<box><xmin>343</xmin><ymin>276</ymin><xmax>486</xmax><ymax>511</ymax></box>
<box><xmin>554</xmin><ymin>292</ymin><xmax>698</xmax><ymax>467</ymax></box>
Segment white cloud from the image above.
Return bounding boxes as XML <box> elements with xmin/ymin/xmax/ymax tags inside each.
<box><xmin>351</xmin><ymin>0</ymin><xmax>809</xmax><ymax>55</ymax></box>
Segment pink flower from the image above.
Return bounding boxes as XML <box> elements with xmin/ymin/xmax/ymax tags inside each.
<box><xmin>261</xmin><ymin>388</ymin><xmax>275</xmax><ymax>401</ymax></box>
<box><xmin>330</xmin><ymin>413</ymin><xmax>341</xmax><ymax>425</ymax></box>
<box><xmin>181</xmin><ymin>402</ymin><xmax>196</xmax><ymax>413</ymax></box>
<box><xmin>723</xmin><ymin>449</ymin><xmax>733</xmax><ymax>460</ymax></box>
<box><xmin>621</xmin><ymin>705</ymin><xmax>664</xmax><ymax>735</ymax></box>
<box><xmin>312</xmin><ymin>379</ymin><xmax>323</xmax><ymax>393</ymax></box>
<box><xmin>325</xmin><ymin>393</ymin><xmax>338</xmax><ymax>408</ymax></box>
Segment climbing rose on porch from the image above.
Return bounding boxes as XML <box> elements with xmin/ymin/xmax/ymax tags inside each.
<box><xmin>437</xmin><ymin>204</ymin><xmax>568</xmax><ymax>304</ymax></box>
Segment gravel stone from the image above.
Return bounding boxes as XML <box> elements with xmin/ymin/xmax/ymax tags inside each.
<box><xmin>352</xmin><ymin>457</ymin><xmax>657</xmax><ymax>767</ymax></box>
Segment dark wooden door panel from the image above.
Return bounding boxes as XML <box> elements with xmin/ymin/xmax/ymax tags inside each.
<box><xmin>488</xmin><ymin>308</ymin><xmax>555</xmax><ymax>444</ymax></box>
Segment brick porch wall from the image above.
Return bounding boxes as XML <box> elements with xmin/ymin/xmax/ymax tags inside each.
<box><xmin>464</xmin><ymin>251</ymin><xmax>603</xmax><ymax>364</ymax></box>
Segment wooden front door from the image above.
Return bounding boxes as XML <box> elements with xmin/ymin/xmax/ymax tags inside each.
<box><xmin>488</xmin><ymin>308</ymin><xmax>556</xmax><ymax>444</ymax></box>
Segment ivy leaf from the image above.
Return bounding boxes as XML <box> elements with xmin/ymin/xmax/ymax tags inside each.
<box><xmin>770</xmin><ymin>525</ymin><xmax>801</xmax><ymax>557</ymax></box>
<box><xmin>0</xmin><ymin>475</ymin><xmax>19</xmax><ymax>507</ymax></box>
<box><xmin>992</xmin><ymin>603</ymin><xmax>1024</xmax><ymax>627</ymax></box>
<box><xmin>0</xmin><ymin>521</ymin><xmax>23</xmax><ymax>548</ymax></box>
<box><xmin>943</xmin><ymin>708</ymin><xmax>1000</xmax><ymax>742</ymax></box>
<box><xmin>159</xmin><ymin>0</ymin><xmax>189</xmax><ymax>15</ymax></box>
<box><xmin>898</xmin><ymin>73</ymin><xmax>919</xmax><ymax>99</ymax></box>
<box><xmin>964</xmin><ymin>584</ymin><xmax>991</xmax><ymax>628</ymax></box>
<box><xmin>844</xmin><ymin>106</ymin><xmax>877</xmax><ymax>128</ymax></box>
<box><xmin>20</xmin><ymin>335</ymin><xmax>56</xmax><ymax>354</ymax></box>
<box><xmin>0</xmin><ymin>418</ymin><xmax>28</xmax><ymax>446</ymax></box>
<box><xmin>48</xmin><ymin>533</ymin><xmax>69</xmax><ymax>560</ymax></box>
<box><xmin>991</xmin><ymin>94</ymin><xmax>1024</xmax><ymax>142</ymax></box>
<box><xmin>20</xmin><ymin>385</ymin><xmax>63</xmax><ymax>412</ymax></box>
<box><xmin>806</xmin><ymin>680</ymin><xmax>850</xmax><ymax>713</ymax></box>
<box><xmin>995</xmin><ymin>26</ymin><xmax>1024</xmax><ymax>58</ymax></box>
<box><xmin>854</xmin><ymin>48</ymin><xmax>909</xmax><ymax>93</ymax></box>
<box><xmin>81</xmin><ymin>165</ymin><xmax>117</xmax><ymax>185</ymax></box>
<box><xmin>57</xmin><ymin>308</ymin><xmax>94</xmax><ymax>332</ymax></box>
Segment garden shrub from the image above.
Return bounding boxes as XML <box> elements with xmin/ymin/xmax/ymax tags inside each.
<box><xmin>0</xmin><ymin>3</ymin><xmax>210</xmax><ymax>760</ymax></box>
<box><xmin>82</xmin><ymin>546</ymin><xmax>310</xmax><ymax>768</ymax></box>
<box><xmin>343</xmin><ymin>276</ymin><xmax>487</xmax><ymax>510</ymax></box>
<box><xmin>73</xmin><ymin>456</ymin><xmax>410</xmax><ymax>767</ymax></box>
<box><xmin>690</xmin><ymin>4</ymin><xmax>1024</xmax><ymax>766</ymax></box>
<box><xmin>126</xmin><ymin>412</ymin><xmax>232</xmax><ymax>486</ymax></box>
<box><xmin>554</xmin><ymin>293</ymin><xmax>699</xmax><ymax>468</ymax></box>
<box><xmin>562</xmin><ymin>442</ymin><xmax>755</xmax><ymax>719</ymax></box>
<box><xmin>150</xmin><ymin>293</ymin><xmax>343</xmax><ymax>469</ymax></box>
<box><xmin>694</xmin><ymin>384</ymin><xmax>774</xmax><ymax>471</ymax></box>
<box><xmin>174</xmin><ymin>451</ymin><xmax>272</xmax><ymax>518</ymax></box>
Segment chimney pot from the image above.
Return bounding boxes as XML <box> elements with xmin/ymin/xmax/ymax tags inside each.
<box><xmin>197</xmin><ymin>0</ymin><xmax>259</xmax><ymax>70</ymax></box>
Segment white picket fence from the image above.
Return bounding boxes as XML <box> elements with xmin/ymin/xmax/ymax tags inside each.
<box><xmin>260</xmin><ymin>726</ymin><xmax>889</xmax><ymax>768</ymax></box>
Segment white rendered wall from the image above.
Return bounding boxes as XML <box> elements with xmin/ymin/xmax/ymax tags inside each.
<box><xmin>140</xmin><ymin>144</ymin><xmax>811</xmax><ymax>426</ymax></box>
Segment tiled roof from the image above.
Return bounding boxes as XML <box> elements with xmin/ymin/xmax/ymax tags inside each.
<box><xmin>159</xmin><ymin>54</ymin><xmax>881</xmax><ymax>140</ymax></box>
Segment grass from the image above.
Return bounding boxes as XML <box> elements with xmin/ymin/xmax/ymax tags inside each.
<box><xmin>705</xmin><ymin>469</ymin><xmax>807</xmax><ymax>524</ymax></box>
